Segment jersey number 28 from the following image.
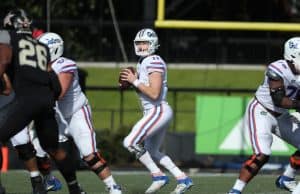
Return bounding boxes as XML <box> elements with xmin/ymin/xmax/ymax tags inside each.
<box><xmin>18</xmin><ymin>39</ymin><xmax>48</xmax><ymax>71</ymax></box>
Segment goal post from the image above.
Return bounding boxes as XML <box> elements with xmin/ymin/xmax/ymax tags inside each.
<box><xmin>155</xmin><ymin>0</ymin><xmax>300</xmax><ymax>32</ymax></box>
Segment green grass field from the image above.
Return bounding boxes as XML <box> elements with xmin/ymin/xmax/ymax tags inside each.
<box><xmin>0</xmin><ymin>170</ymin><xmax>292</xmax><ymax>194</ymax></box>
<box><xmin>82</xmin><ymin>67</ymin><xmax>265</xmax><ymax>132</ymax></box>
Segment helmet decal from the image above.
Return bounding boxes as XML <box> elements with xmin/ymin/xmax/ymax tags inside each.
<box><xmin>38</xmin><ymin>32</ymin><xmax>64</xmax><ymax>62</ymax></box>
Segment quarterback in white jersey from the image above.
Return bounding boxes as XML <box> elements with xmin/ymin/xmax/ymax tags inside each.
<box><xmin>120</xmin><ymin>28</ymin><xmax>193</xmax><ymax>194</ymax></box>
<box><xmin>228</xmin><ymin>37</ymin><xmax>300</xmax><ymax>194</ymax></box>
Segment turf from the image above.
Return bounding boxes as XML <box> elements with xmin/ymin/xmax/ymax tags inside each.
<box><xmin>82</xmin><ymin>67</ymin><xmax>265</xmax><ymax>132</ymax></box>
<box><xmin>0</xmin><ymin>170</ymin><xmax>291</xmax><ymax>194</ymax></box>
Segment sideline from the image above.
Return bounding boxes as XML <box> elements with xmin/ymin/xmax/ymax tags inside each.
<box><xmin>77</xmin><ymin>62</ymin><xmax>266</xmax><ymax>71</ymax></box>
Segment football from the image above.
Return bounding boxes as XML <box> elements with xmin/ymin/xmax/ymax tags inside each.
<box><xmin>119</xmin><ymin>66</ymin><xmax>135</xmax><ymax>90</ymax></box>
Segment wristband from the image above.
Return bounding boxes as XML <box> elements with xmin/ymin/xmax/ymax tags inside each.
<box><xmin>133</xmin><ymin>79</ymin><xmax>141</xmax><ymax>88</ymax></box>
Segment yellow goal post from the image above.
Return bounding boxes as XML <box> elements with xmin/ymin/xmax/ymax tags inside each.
<box><xmin>155</xmin><ymin>0</ymin><xmax>300</xmax><ymax>32</ymax></box>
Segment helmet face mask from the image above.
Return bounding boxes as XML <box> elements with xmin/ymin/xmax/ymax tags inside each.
<box><xmin>284</xmin><ymin>37</ymin><xmax>300</xmax><ymax>73</ymax></box>
<box><xmin>134</xmin><ymin>28</ymin><xmax>159</xmax><ymax>57</ymax></box>
<box><xmin>38</xmin><ymin>32</ymin><xmax>64</xmax><ymax>62</ymax></box>
<box><xmin>3</xmin><ymin>9</ymin><xmax>32</xmax><ymax>33</ymax></box>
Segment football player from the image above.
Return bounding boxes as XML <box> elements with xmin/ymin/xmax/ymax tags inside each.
<box><xmin>37</xmin><ymin>32</ymin><xmax>122</xmax><ymax>194</ymax></box>
<box><xmin>228</xmin><ymin>37</ymin><xmax>300</xmax><ymax>194</ymax></box>
<box><xmin>10</xmin><ymin>122</ymin><xmax>62</xmax><ymax>192</ymax></box>
<box><xmin>0</xmin><ymin>9</ymin><xmax>83</xmax><ymax>194</ymax></box>
<box><xmin>120</xmin><ymin>28</ymin><xmax>193</xmax><ymax>194</ymax></box>
<box><xmin>2</xmin><ymin>23</ymin><xmax>62</xmax><ymax>193</ymax></box>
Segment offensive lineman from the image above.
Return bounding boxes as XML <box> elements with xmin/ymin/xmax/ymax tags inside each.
<box><xmin>36</xmin><ymin>32</ymin><xmax>122</xmax><ymax>194</ymax></box>
<box><xmin>0</xmin><ymin>9</ymin><xmax>83</xmax><ymax>194</ymax></box>
<box><xmin>228</xmin><ymin>37</ymin><xmax>300</xmax><ymax>194</ymax></box>
<box><xmin>120</xmin><ymin>28</ymin><xmax>193</xmax><ymax>194</ymax></box>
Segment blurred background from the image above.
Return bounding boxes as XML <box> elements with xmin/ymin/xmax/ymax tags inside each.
<box><xmin>2</xmin><ymin>0</ymin><xmax>300</xmax><ymax>63</ymax></box>
<box><xmin>1</xmin><ymin>0</ymin><xmax>300</xmax><ymax>172</ymax></box>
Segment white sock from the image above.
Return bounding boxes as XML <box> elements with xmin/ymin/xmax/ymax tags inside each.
<box><xmin>232</xmin><ymin>179</ymin><xmax>246</xmax><ymax>192</ymax></box>
<box><xmin>283</xmin><ymin>164</ymin><xmax>297</xmax><ymax>178</ymax></box>
<box><xmin>103</xmin><ymin>175</ymin><xmax>117</xmax><ymax>188</ymax></box>
<box><xmin>30</xmin><ymin>171</ymin><xmax>40</xmax><ymax>178</ymax></box>
<box><xmin>159</xmin><ymin>156</ymin><xmax>185</xmax><ymax>179</ymax></box>
<box><xmin>139</xmin><ymin>151</ymin><xmax>162</xmax><ymax>175</ymax></box>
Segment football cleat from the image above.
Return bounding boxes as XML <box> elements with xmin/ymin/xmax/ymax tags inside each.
<box><xmin>44</xmin><ymin>175</ymin><xmax>62</xmax><ymax>192</ymax></box>
<box><xmin>69</xmin><ymin>185</ymin><xmax>87</xmax><ymax>194</ymax></box>
<box><xmin>170</xmin><ymin>177</ymin><xmax>193</xmax><ymax>194</ymax></box>
<box><xmin>31</xmin><ymin>175</ymin><xmax>47</xmax><ymax>194</ymax></box>
<box><xmin>145</xmin><ymin>175</ymin><xmax>169</xmax><ymax>194</ymax></box>
<box><xmin>227</xmin><ymin>189</ymin><xmax>242</xmax><ymax>194</ymax></box>
<box><xmin>275</xmin><ymin>175</ymin><xmax>297</xmax><ymax>192</ymax></box>
<box><xmin>107</xmin><ymin>184</ymin><xmax>122</xmax><ymax>194</ymax></box>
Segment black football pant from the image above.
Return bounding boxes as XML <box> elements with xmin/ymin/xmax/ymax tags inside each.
<box><xmin>0</xmin><ymin>94</ymin><xmax>58</xmax><ymax>152</ymax></box>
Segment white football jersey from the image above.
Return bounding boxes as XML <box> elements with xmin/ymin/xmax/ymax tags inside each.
<box><xmin>51</xmin><ymin>57</ymin><xmax>87</xmax><ymax>118</ymax></box>
<box><xmin>255</xmin><ymin>59</ymin><xmax>300</xmax><ymax>113</ymax></box>
<box><xmin>136</xmin><ymin>55</ymin><xmax>168</xmax><ymax>110</ymax></box>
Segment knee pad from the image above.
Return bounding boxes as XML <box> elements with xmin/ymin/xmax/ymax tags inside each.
<box><xmin>243</xmin><ymin>154</ymin><xmax>269</xmax><ymax>176</ymax></box>
<box><xmin>14</xmin><ymin>143</ymin><xmax>36</xmax><ymax>161</ymax></box>
<box><xmin>85</xmin><ymin>152</ymin><xmax>107</xmax><ymax>175</ymax></box>
<box><xmin>290</xmin><ymin>150</ymin><xmax>300</xmax><ymax>169</ymax></box>
<box><xmin>128</xmin><ymin>144</ymin><xmax>146</xmax><ymax>159</ymax></box>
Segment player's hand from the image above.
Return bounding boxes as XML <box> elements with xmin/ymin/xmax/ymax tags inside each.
<box><xmin>120</xmin><ymin>69</ymin><xmax>137</xmax><ymax>84</ymax></box>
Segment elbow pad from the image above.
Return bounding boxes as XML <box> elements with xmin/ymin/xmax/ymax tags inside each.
<box><xmin>270</xmin><ymin>87</ymin><xmax>285</xmax><ymax>106</ymax></box>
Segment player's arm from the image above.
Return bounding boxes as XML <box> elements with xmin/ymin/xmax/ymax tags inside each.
<box><xmin>0</xmin><ymin>43</ymin><xmax>12</xmax><ymax>76</ymax></box>
<box><xmin>267</xmin><ymin>69</ymin><xmax>299</xmax><ymax>109</ymax></box>
<box><xmin>57</xmin><ymin>72</ymin><xmax>73</xmax><ymax>99</ymax></box>
<box><xmin>122</xmin><ymin>69</ymin><xmax>162</xmax><ymax>100</ymax></box>
<box><xmin>0</xmin><ymin>73</ymin><xmax>12</xmax><ymax>95</ymax></box>
<box><xmin>136</xmin><ymin>72</ymin><xmax>162</xmax><ymax>100</ymax></box>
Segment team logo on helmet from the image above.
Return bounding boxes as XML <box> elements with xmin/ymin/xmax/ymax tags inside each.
<box><xmin>47</xmin><ymin>38</ymin><xmax>62</xmax><ymax>45</ymax></box>
<box><xmin>289</xmin><ymin>41</ymin><xmax>299</xmax><ymax>49</ymax></box>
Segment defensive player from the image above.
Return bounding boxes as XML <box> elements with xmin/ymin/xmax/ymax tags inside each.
<box><xmin>228</xmin><ymin>37</ymin><xmax>300</xmax><ymax>194</ymax></box>
<box><xmin>2</xmin><ymin>25</ymin><xmax>62</xmax><ymax>193</ymax></box>
<box><xmin>120</xmin><ymin>28</ymin><xmax>193</xmax><ymax>194</ymax></box>
<box><xmin>0</xmin><ymin>9</ymin><xmax>83</xmax><ymax>194</ymax></box>
<box><xmin>37</xmin><ymin>32</ymin><xmax>122</xmax><ymax>194</ymax></box>
<box><xmin>10</xmin><ymin>123</ymin><xmax>62</xmax><ymax>192</ymax></box>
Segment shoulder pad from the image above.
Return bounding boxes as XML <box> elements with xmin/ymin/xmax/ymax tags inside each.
<box><xmin>266</xmin><ymin>68</ymin><xmax>282</xmax><ymax>81</ymax></box>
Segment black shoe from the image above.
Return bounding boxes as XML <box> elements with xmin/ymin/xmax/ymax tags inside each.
<box><xmin>31</xmin><ymin>175</ymin><xmax>47</xmax><ymax>194</ymax></box>
<box><xmin>69</xmin><ymin>188</ymin><xmax>87</xmax><ymax>194</ymax></box>
<box><xmin>0</xmin><ymin>185</ymin><xmax>5</xmax><ymax>194</ymax></box>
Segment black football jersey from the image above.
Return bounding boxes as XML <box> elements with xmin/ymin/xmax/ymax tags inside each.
<box><xmin>0</xmin><ymin>30</ymin><xmax>51</xmax><ymax>94</ymax></box>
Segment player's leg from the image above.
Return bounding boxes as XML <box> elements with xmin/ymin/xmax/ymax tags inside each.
<box><xmin>35</xmin><ymin>108</ymin><xmax>84</xmax><ymax>194</ymax></box>
<box><xmin>11</xmin><ymin>127</ymin><xmax>47</xmax><ymax>194</ymax></box>
<box><xmin>69</xmin><ymin>104</ymin><xmax>121</xmax><ymax>194</ymax></box>
<box><xmin>145</xmin><ymin>103</ymin><xmax>193</xmax><ymax>194</ymax></box>
<box><xmin>273</xmin><ymin>113</ymin><xmax>300</xmax><ymax>192</ymax></box>
<box><xmin>275</xmin><ymin>150</ymin><xmax>299</xmax><ymax>192</ymax></box>
<box><xmin>12</xmin><ymin>133</ymin><xmax>45</xmax><ymax>194</ymax></box>
<box><xmin>123</xmin><ymin>105</ymin><xmax>168</xmax><ymax>193</ymax></box>
<box><xmin>29</xmin><ymin>126</ymin><xmax>62</xmax><ymax>192</ymax></box>
<box><xmin>228</xmin><ymin>99</ymin><xmax>275</xmax><ymax>194</ymax></box>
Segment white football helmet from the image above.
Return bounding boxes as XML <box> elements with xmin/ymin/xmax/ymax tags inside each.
<box><xmin>38</xmin><ymin>32</ymin><xmax>64</xmax><ymax>62</ymax></box>
<box><xmin>134</xmin><ymin>28</ymin><xmax>159</xmax><ymax>57</ymax></box>
<box><xmin>284</xmin><ymin>37</ymin><xmax>300</xmax><ymax>73</ymax></box>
